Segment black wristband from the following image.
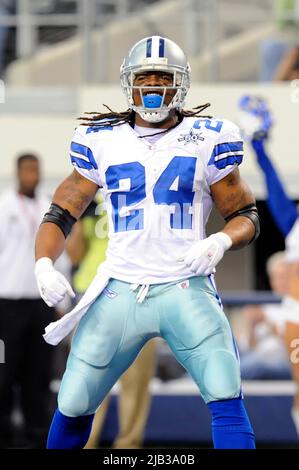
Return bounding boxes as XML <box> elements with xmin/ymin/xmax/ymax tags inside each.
<box><xmin>41</xmin><ymin>203</ymin><xmax>77</xmax><ymax>238</ymax></box>
<box><xmin>224</xmin><ymin>203</ymin><xmax>260</xmax><ymax>243</ymax></box>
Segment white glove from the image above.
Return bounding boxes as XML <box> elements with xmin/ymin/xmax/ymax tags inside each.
<box><xmin>35</xmin><ymin>257</ymin><xmax>75</xmax><ymax>307</ymax></box>
<box><xmin>180</xmin><ymin>232</ymin><xmax>232</xmax><ymax>276</ymax></box>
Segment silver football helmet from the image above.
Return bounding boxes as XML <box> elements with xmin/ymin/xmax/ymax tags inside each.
<box><xmin>120</xmin><ymin>36</ymin><xmax>191</xmax><ymax>123</ymax></box>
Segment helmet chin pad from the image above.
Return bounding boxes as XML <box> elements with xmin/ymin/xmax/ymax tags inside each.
<box><xmin>138</xmin><ymin>109</ymin><xmax>170</xmax><ymax>123</ymax></box>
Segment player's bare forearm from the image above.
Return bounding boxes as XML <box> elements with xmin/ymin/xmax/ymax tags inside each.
<box><xmin>210</xmin><ymin>168</ymin><xmax>256</xmax><ymax>250</ymax></box>
<box><xmin>221</xmin><ymin>216</ymin><xmax>255</xmax><ymax>250</ymax></box>
<box><xmin>65</xmin><ymin>220</ymin><xmax>87</xmax><ymax>265</ymax></box>
<box><xmin>35</xmin><ymin>223</ymin><xmax>66</xmax><ymax>262</ymax></box>
<box><xmin>35</xmin><ymin>170</ymin><xmax>98</xmax><ymax>262</ymax></box>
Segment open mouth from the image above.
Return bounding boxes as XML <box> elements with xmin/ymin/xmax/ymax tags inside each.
<box><xmin>142</xmin><ymin>92</ymin><xmax>164</xmax><ymax>109</ymax></box>
<box><xmin>142</xmin><ymin>90</ymin><xmax>164</xmax><ymax>96</ymax></box>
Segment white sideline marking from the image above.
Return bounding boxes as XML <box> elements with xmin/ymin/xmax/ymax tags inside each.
<box><xmin>50</xmin><ymin>378</ymin><xmax>296</xmax><ymax>396</ymax></box>
<box><xmin>110</xmin><ymin>378</ymin><xmax>297</xmax><ymax>396</ymax></box>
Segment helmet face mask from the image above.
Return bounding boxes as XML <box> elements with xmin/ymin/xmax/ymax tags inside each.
<box><xmin>120</xmin><ymin>37</ymin><xmax>191</xmax><ymax>123</ymax></box>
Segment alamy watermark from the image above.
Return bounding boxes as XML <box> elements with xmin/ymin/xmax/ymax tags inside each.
<box><xmin>93</xmin><ymin>198</ymin><xmax>204</xmax><ymax>241</ymax></box>
<box><xmin>0</xmin><ymin>339</ymin><xmax>5</xmax><ymax>364</ymax></box>
<box><xmin>290</xmin><ymin>338</ymin><xmax>299</xmax><ymax>364</ymax></box>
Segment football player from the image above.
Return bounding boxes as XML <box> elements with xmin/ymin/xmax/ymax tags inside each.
<box><xmin>35</xmin><ymin>37</ymin><xmax>259</xmax><ymax>449</ymax></box>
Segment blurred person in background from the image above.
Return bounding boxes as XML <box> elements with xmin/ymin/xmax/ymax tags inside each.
<box><xmin>35</xmin><ymin>36</ymin><xmax>260</xmax><ymax>449</ymax></box>
<box><xmin>0</xmin><ymin>153</ymin><xmax>55</xmax><ymax>448</ymax></box>
<box><xmin>274</xmin><ymin>45</ymin><xmax>299</xmax><ymax>79</ymax></box>
<box><xmin>283</xmin><ymin>218</ymin><xmax>299</xmax><ymax>438</ymax></box>
<box><xmin>239</xmin><ymin>251</ymin><xmax>291</xmax><ymax>380</ymax></box>
<box><xmin>66</xmin><ymin>197</ymin><xmax>156</xmax><ymax>449</ymax></box>
<box><xmin>0</xmin><ymin>1</ymin><xmax>15</xmax><ymax>77</ymax></box>
<box><xmin>238</xmin><ymin>94</ymin><xmax>299</xmax><ymax>437</ymax></box>
<box><xmin>260</xmin><ymin>0</ymin><xmax>299</xmax><ymax>81</ymax></box>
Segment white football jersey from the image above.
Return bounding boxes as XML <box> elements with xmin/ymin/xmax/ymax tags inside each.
<box><xmin>70</xmin><ymin>116</ymin><xmax>243</xmax><ymax>284</ymax></box>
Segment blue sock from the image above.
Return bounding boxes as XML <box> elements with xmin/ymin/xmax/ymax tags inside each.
<box><xmin>208</xmin><ymin>398</ymin><xmax>255</xmax><ymax>449</ymax></box>
<box><xmin>47</xmin><ymin>409</ymin><xmax>94</xmax><ymax>449</ymax></box>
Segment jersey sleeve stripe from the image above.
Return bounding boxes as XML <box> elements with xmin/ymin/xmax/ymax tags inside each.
<box><xmin>213</xmin><ymin>150</ymin><xmax>243</xmax><ymax>162</ymax></box>
<box><xmin>212</xmin><ymin>155</ymin><xmax>243</xmax><ymax>170</ymax></box>
<box><xmin>70</xmin><ymin>150</ymin><xmax>90</xmax><ymax>162</ymax></box>
<box><xmin>211</xmin><ymin>141</ymin><xmax>243</xmax><ymax>159</ymax></box>
<box><xmin>70</xmin><ymin>141</ymin><xmax>98</xmax><ymax>169</ymax></box>
<box><xmin>70</xmin><ymin>155</ymin><xmax>94</xmax><ymax>170</ymax></box>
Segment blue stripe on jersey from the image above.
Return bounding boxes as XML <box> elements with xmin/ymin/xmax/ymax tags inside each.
<box><xmin>146</xmin><ymin>38</ymin><xmax>152</xmax><ymax>58</ymax></box>
<box><xmin>159</xmin><ymin>37</ymin><xmax>165</xmax><ymax>57</ymax></box>
<box><xmin>86</xmin><ymin>125</ymin><xmax>113</xmax><ymax>134</ymax></box>
<box><xmin>207</xmin><ymin>274</ymin><xmax>241</xmax><ymax>364</ymax></box>
<box><xmin>231</xmin><ymin>333</ymin><xmax>240</xmax><ymax>363</ymax></box>
<box><xmin>211</xmin><ymin>141</ymin><xmax>243</xmax><ymax>159</ymax></box>
<box><xmin>70</xmin><ymin>155</ymin><xmax>93</xmax><ymax>170</ymax></box>
<box><xmin>208</xmin><ymin>274</ymin><xmax>223</xmax><ymax>309</ymax></box>
<box><xmin>208</xmin><ymin>141</ymin><xmax>243</xmax><ymax>170</ymax></box>
<box><xmin>213</xmin><ymin>155</ymin><xmax>243</xmax><ymax>170</ymax></box>
<box><xmin>70</xmin><ymin>141</ymin><xmax>98</xmax><ymax>169</ymax></box>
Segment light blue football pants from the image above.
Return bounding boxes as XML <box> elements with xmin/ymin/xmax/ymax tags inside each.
<box><xmin>58</xmin><ymin>276</ymin><xmax>241</xmax><ymax>417</ymax></box>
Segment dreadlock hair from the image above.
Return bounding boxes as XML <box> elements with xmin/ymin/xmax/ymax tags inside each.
<box><xmin>79</xmin><ymin>103</ymin><xmax>212</xmax><ymax>129</ymax></box>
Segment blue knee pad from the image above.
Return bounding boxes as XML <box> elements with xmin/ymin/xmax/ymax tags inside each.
<box><xmin>47</xmin><ymin>409</ymin><xmax>94</xmax><ymax>449</ymax></box>
<box><xmin>208</xmin><ymin>398</ymin><xmax>255</xmax><ymax>449</ymax></box>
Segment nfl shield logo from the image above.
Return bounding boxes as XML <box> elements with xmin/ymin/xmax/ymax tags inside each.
<box><xmin>177</xmin><ymin>280</ymin><xmax>190</xmax><ymax>289</ymax></box>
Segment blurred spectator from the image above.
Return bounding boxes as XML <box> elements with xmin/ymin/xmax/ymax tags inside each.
<box><xmin>260</xmin><ymin>0</ymin><xmax>299</xmax><ymax>81</ymax></box>
<box><xmin>238</xmin><ymin>94</ymin><xmax>299</xmax><ymax>437</ymax></box>
<box><xmin>239</xmin><ymin>252</ymin><xmax>292</xmax><ymax>380</ymax></box>
<box><xmin>283</xmin><ymin>219</ymin><xmax>299</xmax><ymax>439</ymax></box>
<box><xmin>260</xmin><ymin>39</ymin><xmax>291</xmax><ymax>81</ymax></box>
<box><xmin>274</xmin><ymin>45</ymin><xmax>299</xmax><ymax>79</ymax></box>
<box><xmin>238</xmin><ymin>94</ymin><xmax>297</xmax><ymax>238</ymax></box>
<box><xmin>0</xmin><ymin>153</ymin><xmax>55</xmax><ymax>448</ymax></box>
<box><xmin>0</xmin><ymin>1</ymin><xmax>14</xmax><ymax>77</ymax></box>
<box><xmin>276</xmin><ymin>0</ymin><xmax>299</xmax><ymax>36</ymax></box>
<box><xmin>66</xmin><ymin>197</ymin><xmax>156</xmax><ymax>449</ymax></box>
